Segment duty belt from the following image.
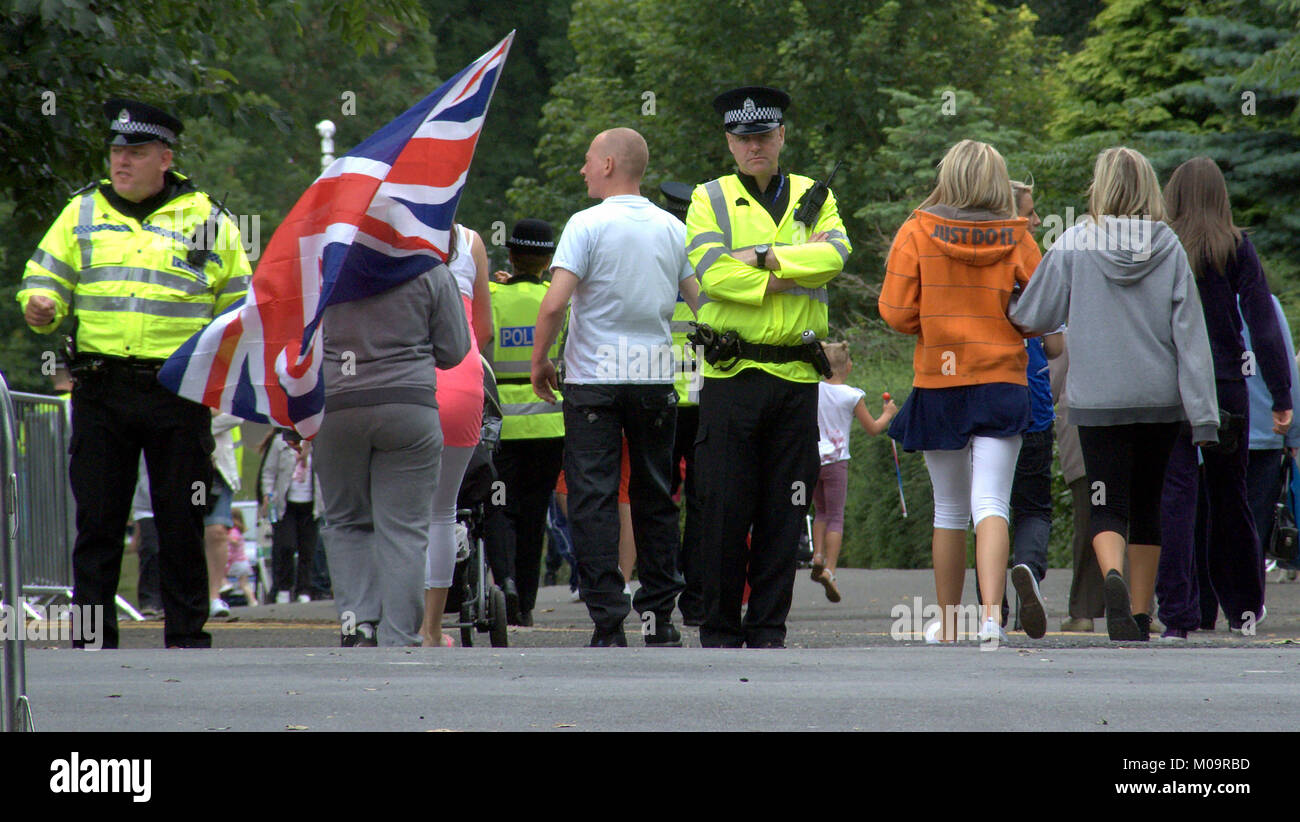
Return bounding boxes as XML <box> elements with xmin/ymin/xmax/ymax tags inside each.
<box><xmin>687</xmin><ymin>322</ymin><xmax>832</xmax><ymax>378</ymax></box>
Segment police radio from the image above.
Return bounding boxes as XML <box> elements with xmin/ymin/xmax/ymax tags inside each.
<box><xmin>792</xmin><ymin>161</ymin><xmax>843</xmax><ymax>229</ymax></box>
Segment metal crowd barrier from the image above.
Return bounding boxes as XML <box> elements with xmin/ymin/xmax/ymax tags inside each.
<box><xmin>10</xmin><ymin>391</ymin><xmax>75</xmax><ymax>597</ymax></box>
<box><xmin>1</xmin><ymin>371</ymin><xmax>33</xmax><ymax>731</ymax></box>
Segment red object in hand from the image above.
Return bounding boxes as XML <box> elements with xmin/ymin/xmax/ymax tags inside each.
<box><xmin>882</xmin><ymin>392</ymin><xmax>891</xmax><ymax>401</ymax></box>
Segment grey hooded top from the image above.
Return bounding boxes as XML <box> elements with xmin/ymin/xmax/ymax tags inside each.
<box><xmin>1010</xmin><ymin>216</ymin><xmax>1219</xmax><ymax>444</ymax></box>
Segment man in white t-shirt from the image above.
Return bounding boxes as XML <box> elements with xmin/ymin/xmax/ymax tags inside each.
<box><xmin>531</xmin><ymin>127</ymin><xmax>700</xmax><ymax>647</ymax></box>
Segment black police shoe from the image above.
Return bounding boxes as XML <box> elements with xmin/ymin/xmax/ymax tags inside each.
<box><xmin>747</xmin><ymin>637</ymin><xmax>785</xmax><ymax>649</ymax></box>
<box><xmin>543</xmin><ymin>571</ymin><xmax>558</xmax><ymax>587</ymax></box>
<box><xmin>644</xmin><ymin>619</ymin><xmax>682</xmax><ymax>647</ymax></box>
<box><xmin>588</xmin><ymin>628</ymin><xmax>628</xmax><ymax>647</ymax></box>
<box><xmin>518</xmin><ymin>610</ymin><xmax>534</xmax><ymax>627</ymax></box>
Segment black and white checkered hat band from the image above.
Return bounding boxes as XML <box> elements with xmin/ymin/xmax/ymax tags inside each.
<box><xmin>111</xmin><ymin>120</ymin><xmax>177</xmax><ymax>143</ymax></box>
<box><xmin>509</xmin><ymin>238</ymin><xmax>554</xmax><ymax>248</ymax></box>
<box><xmin>724</xmin><ymin>106</ymin><xmax>782</xmax><ymax>125</ymax></box>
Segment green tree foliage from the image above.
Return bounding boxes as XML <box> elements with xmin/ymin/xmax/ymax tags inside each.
<box><xmin>1048</xmin><ymin>0</ymin><xmax>1230</xmax><ymax>140</ymax></box>
<box><xmin>510</xmin><ymin>0</ymin><xmax>1055</xmax><ymax>306</ymax></box>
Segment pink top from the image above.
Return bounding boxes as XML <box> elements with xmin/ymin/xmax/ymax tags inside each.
<box><xmin>226</xmin><ymin>527</ymin><xmax>247</xmax><ymax>569</ymax></box>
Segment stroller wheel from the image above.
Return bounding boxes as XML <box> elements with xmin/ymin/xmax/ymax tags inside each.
<box><xmin>489</xmin><ymin>585</ymin><xmax>509</xmax><ymax>648</ymax></box>
<box><xmin>460</xmin><ymin>597</ymin><xmax>475</xmax><ymax>648</ymax></box>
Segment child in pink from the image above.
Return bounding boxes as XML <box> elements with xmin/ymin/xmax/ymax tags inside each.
<box><xmin>225</xmin><ymin>509</ymin><xmax>257</xmax><ymax>606</ymax></box>
<box><xmin>812</xmin><ymin>343</ymin><xmax>897</xmax><ymax>602</ymax></box>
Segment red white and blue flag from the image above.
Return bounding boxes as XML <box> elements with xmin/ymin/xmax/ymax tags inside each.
<box><xmin>160</xmin><ymin>32</ymin><xmax>513</xmax><ymax>437</ymax></box>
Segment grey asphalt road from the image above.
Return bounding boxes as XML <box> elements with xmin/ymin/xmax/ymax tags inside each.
<box><xmin>14</xmin><ymin>569</ymin><xmax>1300</xmax><ymax>731</ymax></box>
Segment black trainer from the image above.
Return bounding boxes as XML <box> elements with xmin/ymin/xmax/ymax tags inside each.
<box><xmin>588</xmin><ymin>628</ymin><xmax>627</xmax><ymax>647</ymax></box>
<box><xmin>1104</xmin><ymin>570</ymin><xmax>1145</xmax><ymax>641</ymax></box>
<box><xmin>342</xmin><ymin>621</ymin><xmax>378</xmax><ymax>647</ymax></box>
<box><xmin>644</xmin><ymin>619</ymin><xmax>682</xmax><ymax>647</ymax></box>
<box><xmin>502</xmin><ymin>577</ymin><xmax>522</xmax><ymax>625</ymax></box>
<box><xmin>1011</xmin><ymin>564</ymin><xmax>1047</xmax><ymax>639</ymax></box>
<box><xmin>1133</xmin><ymin>612</ymin><xmax>1152</xmax><ymax>642</ymax></box>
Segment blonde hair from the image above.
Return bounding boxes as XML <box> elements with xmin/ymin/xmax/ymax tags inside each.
<box><xmin>1088</xmin><ymin>147</ymin><xmax>1166</xmax><ymax>223</ymax></box>
<box><xmin>919</xmin><ymin>139</ymin><xmax>1015</xmax><ymax>217</ymax></box>
<box><xmin>824</xmin><ymin>341</ymin><xmax>851</xmax><ymax>373</ymax></box>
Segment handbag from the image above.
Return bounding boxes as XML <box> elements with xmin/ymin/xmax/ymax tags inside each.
<box><xmin>1266</xmin><ymin>454</ymin><xmax>1300</xmax><ymax>566</ymax></box>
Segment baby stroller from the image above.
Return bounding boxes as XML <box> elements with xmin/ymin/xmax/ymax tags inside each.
<box><xmin>444</xmin><ymin>356</ymin><xmax>509</xmax><ymax>647</ymax></box>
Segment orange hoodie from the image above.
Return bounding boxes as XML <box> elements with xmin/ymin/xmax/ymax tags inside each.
<box><xmin>878</xmin><ymin>208</ymin><xmax>1042</xmax><ymax>388</ymax></box>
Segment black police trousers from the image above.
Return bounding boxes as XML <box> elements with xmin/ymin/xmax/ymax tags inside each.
<box><xmin>672</xmin><ymin>403</ymin><xmax>705</xmax><ymax>622</ymax></box>
<box><xmin>69</xmin><ymin>365</ymin><xmax>214</xmax><ymax>648</ymax></box>
<box><xmin>695</xmin><ymin>370</ymin><xmax>819</xmax><ymax>647</ymax></box>
<box><xmin>484</xmin><ymin>436</ymin><xmax>564</xmax><ymax>614</ymax></box>
<box><xmin>562</xmin><ymin>383</ymin><xmax>684</xmax><ymax>635</ymax></box>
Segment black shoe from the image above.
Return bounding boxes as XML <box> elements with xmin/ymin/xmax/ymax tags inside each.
<box><xmin>502</xmin><ymin>578</ymin><xmax>522</xmax><ymax>625</ymax></box>
<box><xmin>1011</xmin><ymin>564</ymin><xmax>1047</xmax><ymax>640</ymax></box>
<box><xmin>682</xmin><ymin>613</ymin><xmax>704</xmax><ymax>627</ymax></box>
<box><xmin>1104</xmin><ymin>570</ymin><xmax>1145</xmax><ymax>642</ymax></box>
<box><xmin>1134</xmin><ymin>612</ymin><xmax>1152</xmax><ymax>642</ymax></box>
<box><xmin>644</xmin><ymin>619</ymin><xmax>682</xmax><ymax>647</ymax></box>
<box><xmin>342</xmin><ymin>622</ymin><xmax>377</xmax><ymax>647</ymax></box>
<box><xmin>518</xmin><ymin>610</ymin><xmax>534</xmax><ymax>627</ymax></box>
<box><xmin>747</xmin><ymin>639</ymin><xmax>785</xmax><ymax>649</ymax></box>
<box><xmin>588</xmin><ymin>628</ymin><xmax>627</xmax><ymax>647</ymax></box>
<box><xmin>543</xmin><ymin>571</ymin><xmax>558</xmax><ymax>587</ymax></box>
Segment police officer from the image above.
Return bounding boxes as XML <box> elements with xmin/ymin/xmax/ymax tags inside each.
<box><xmin>17</xmin><ymin>99</ymin><xmax>252</xmax><ymax>648</ymax></box>
<box><xmin>483</xmin><ymin>219</ymin><xmax>565</xmax><ymax>626</ymax></box>
<box><xmin>686</xmin><ymin>87</ymin><xmax>851</xmax><ymax>648</ymax></box>
<box><xmin>661</xmin><ymin>181</ymin><xmax>706</xmax><ymax>626</ymax></box>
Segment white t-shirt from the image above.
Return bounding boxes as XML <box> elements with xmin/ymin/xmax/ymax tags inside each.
<box><xmin>817</xmin><ymin>382</ymin><xmax>866</xmax><ymax>465</ymax></box>
<box><xmin>287</xmin><ymin>452</ymin><xmax>314</xmax><ymax>503</ymax></box>
<box><xmin>551</xmin><ymin>195</ymin><xmax>693</xmax><ymax>384</ymax></box>
<box><xmin>446</xmin><ymin>224</ymin><xmax>477</xmax><ymax>300</ymax></box>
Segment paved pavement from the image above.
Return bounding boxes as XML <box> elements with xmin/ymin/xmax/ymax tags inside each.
<box><xmin>14</xmin><ymin>569</ymin><xmax>1300</xmax><ymax>731</ymax></box>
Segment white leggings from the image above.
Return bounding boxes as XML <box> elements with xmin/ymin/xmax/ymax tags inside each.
<box><xmin>425</xmin><ymin>445</ymin><xmax>475</xmax><ymax>589</ymax></box>
<box><xmin>923</xmin><ymin>435</ymin><xmax>1022</xmax><ymax>530</ymax></box>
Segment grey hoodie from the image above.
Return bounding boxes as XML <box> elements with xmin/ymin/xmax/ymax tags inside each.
<box><xmin>1010</xmin><ymin>216</ymin><xmax>1219</xmax><ymax>443</ymax></box>
<box><xmin>322</xmin><ymin>263</ymin><xmax>471</xmax><ymax>411</ymax></box>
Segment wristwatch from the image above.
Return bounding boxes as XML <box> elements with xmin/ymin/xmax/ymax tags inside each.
<box><xmin>754</xmin><ymin>244</ymin><xmax>771</xmax><ymax>269</ymax></box>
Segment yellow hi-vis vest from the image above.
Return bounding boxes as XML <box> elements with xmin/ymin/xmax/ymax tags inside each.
<box><xmin>684</xmin><ymin>173</ymin><xmax>850</xmax><ymax>383</ymax></box>
<box><xmin>17</xmin><ymin>175</ymin><xmax>252</xmax><ymax>359</ymax></box>
<box><xmin>670</xmin><ymin>294</ymin><xmax>699</xmax><ymax>406</ymax></box>
<box><xmin>489</xmin><ymin>278</ymin><xmax>564</xmax><ymax>440</ymax></box>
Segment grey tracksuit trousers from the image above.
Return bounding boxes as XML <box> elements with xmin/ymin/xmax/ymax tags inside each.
<box><xmin>315</xmin><ymin>404</ymin><xmax>443</xmax><ymax>646</ymax></box>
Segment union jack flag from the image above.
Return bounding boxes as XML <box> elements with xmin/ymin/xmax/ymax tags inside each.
<box><xmin>160</xmin><ymin>32</ymin><xmax>513</xmax><ymax>437</ymax></box>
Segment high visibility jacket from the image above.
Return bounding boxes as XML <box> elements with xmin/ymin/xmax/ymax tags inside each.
<box><xmin>489</xmin><ymin>277</ymin><xmax>564</xmax><ymax>440</ymax></box>
<box><xmin>670</xmin><ymin>294</ymin><xmax>699</xmax><ymax>406</ymax></box>
<box><xmin>17</xmin><ymin>174</ymin><xmax>251</xmax><ymax>360</ymax></box>
<box><xmin>685</xmin><ymin>173</ymin><xmax>850</xmax><ymax>382</ymax></box>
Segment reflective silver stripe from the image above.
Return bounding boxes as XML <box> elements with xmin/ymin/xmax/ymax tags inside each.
<box><xmin>141</xmin><ymin>223</ymin><xmax>189</xmax><ymax>245</ymax></box>
<box><xmin>703</xmin><ymin>180</ymin><xmax>731</xmax><ymax>247</ymax></box>
<box><xmin>786</xmin><ymin>287</ymin><xmax>829</xmax><ymax>304</ymax></box>
<box><xmin>493</xmin><ymin>360</ymin><xmax>532</xmax><ymax>374</ymax></box>
<box><xmin>824</xmin><ymin>229</ymin><xmax>848</xmax><ymax>242</ymax></box>
<box><xmin>79</xmin><ymin>266</ymin><xmax>211</xmax><ymax>296</ymax></box>
<box><xmin>694</xmin><ymin>246</ymin><xmax>726</xmax><ymax>278</ymax></box>
<box><xmin>219</xmin><ymin>275</ymin><xmax>250</xmax><ymax>295</ymax></box>
<box><xmin>670</xmin><ymin>321</ymin><xmax>694</xmax><ymax>334</ymax></box>
<box><xmin>22</xmin><ymin>275</ymin><xmax>72</xmax><ymax>302</ymax></box>
<box><xmin>697</xmin><ymin>292</ymin><xmax>713</xmax><ymax>306</ymax></box>
<box><xmin>76</xmin><ymin>194</ymin><xmax>95</xmax><ymax>269</ymax></box>
<box><xmin>502</xmin><ymin>401</ymin><xmax>562</xmax><ymax>416</ymax></box>
<box><xmin>686</xmin><ymin>231</ymin><xmax>724</xmax><ymax>253</ymax></box>
<box><xmin>828</xmin><ymin>239</ymin><xmax>850</xmax><ymax>263</ymax></box>
<box><xmin>72</xmin><ymin>295</ymin><xmax>214</xmax><ymax>319</ymax></box>
<box><xmin>29</xmin><ymin>248</ymin><xmax>76</xmax><ymax>281</ymax></box>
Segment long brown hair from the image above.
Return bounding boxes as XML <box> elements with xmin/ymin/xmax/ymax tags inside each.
<box><xmin>1164</xmin><ymin>156</ymin><xmax>1242</xmax><ymax>278</ymax></box>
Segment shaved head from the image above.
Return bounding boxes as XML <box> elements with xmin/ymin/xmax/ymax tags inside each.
<box><xmin>595</xmin><ymin>127</ymin><xmax>648</xmax><ymax>182</ymax></box>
